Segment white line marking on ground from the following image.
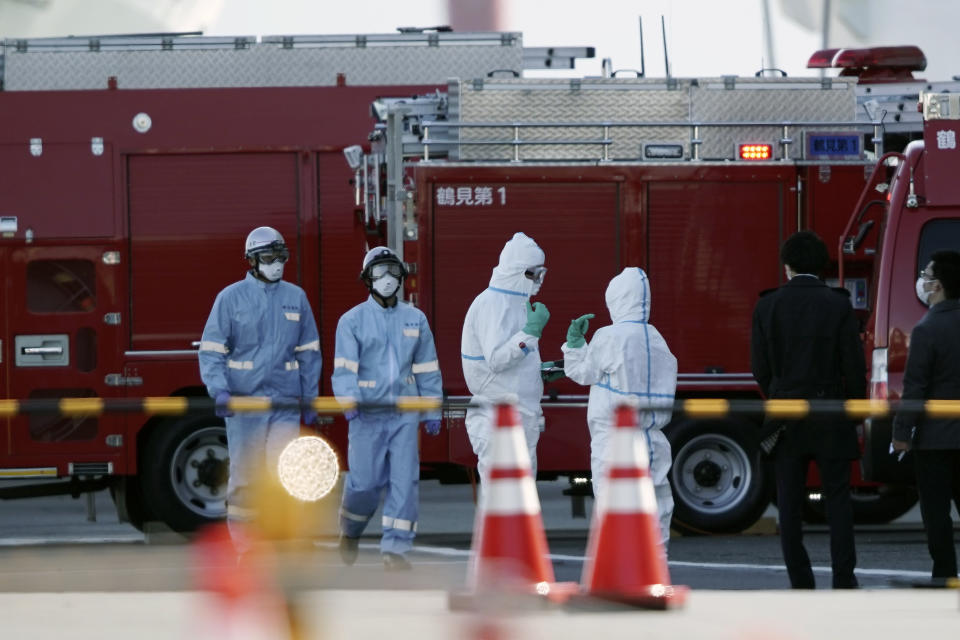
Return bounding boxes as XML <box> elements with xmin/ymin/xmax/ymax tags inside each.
<box><xmin>0</xmin><ymin>536</ymin><xmax>144</xmax><ymax>547</ymax></box>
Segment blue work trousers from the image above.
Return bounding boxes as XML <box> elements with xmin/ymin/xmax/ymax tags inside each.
<box><xmin>340</xmin><ymin>412</ymin><xmax>420</xmax><ymax>556</ymax></box>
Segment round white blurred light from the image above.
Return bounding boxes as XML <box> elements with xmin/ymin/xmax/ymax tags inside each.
<box><xmin>277</xmin><ymin>436</ymin><xmax>340</xmax><ymax>502</ymax></box>
<box><xmin>132</xmin><ymin>112</ymin><xmax>152</xmax><ymax>133</ymax></box>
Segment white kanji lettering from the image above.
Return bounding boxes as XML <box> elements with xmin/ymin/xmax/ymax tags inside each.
<box><xmin>473</xmin><ymin>186</ymin><xmax>493</xmax><ymax>206</ymax></box>
<box><xmin>456</xmin><ymin>187</ymin><xmax>474</xmax><ymax>205</ymax></box>
<box><xmin>436</xmin><ymin>187</ymin><xmax>455</xmax><ymax>206</ymax></box>
<box><xmin>936</xmin><ymin>129</ymin><xmax>957</xmax><ymax>150</ymax></box>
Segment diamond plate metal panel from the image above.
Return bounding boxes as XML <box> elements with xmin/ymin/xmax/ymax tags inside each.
<box><xmin>453</xmin><ymin>77</ymin><xmax>863</xmax><ymax>161</ymax></box>
<box><xmin>2</xmin><ymin>41</ymin><xmax>524</xmax><ymax>90</ymax></box>
<box><xmin>457</xmin><ymin>78</ymin><xmax>692</xmax><ymax>161</ymax></box>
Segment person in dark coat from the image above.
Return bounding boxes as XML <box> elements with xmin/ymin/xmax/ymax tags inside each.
<box><xmin>892</xmin><ymin>249</ymin><xmax>960</xmax><ymax>580</ymax></box>
<box><xmin>751</xmin><ymin>230</ymin><xmax>866</xmax><ymax>589</ymax></box>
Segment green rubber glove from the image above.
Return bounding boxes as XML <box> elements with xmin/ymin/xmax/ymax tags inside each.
<box><xmin>523</xmin><ymin>300</ymin><xmax>550</xmax><ymax>338</ymax></box>
<box><xmin>566</xmin><ymin>313</ymin><xmax>595</xmax><ymax>348</ymax></box>
<box><xmin>541</xmin><ymin>361</ymin><xmax>565</xmax><ymax>382</ymax></box>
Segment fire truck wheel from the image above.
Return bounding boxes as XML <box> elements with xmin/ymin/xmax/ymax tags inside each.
<box><xmin>140</xmin><ymin>415</ymin><xmax>229</xmax><ymax>532</ymax></box>
<box><xmin>802</xmin><ymin>484</ymin><xmax>918</xmax><ymax>524</ymax></box>
<box><xmin>109</xmin><ymin>476</ymin><xmax>148</xmax><ymax>532</ymax></box>
<box><xmin>666</xmin><ymin>419</ymin><xmax>773</xmax><ymax>535</ymax></box>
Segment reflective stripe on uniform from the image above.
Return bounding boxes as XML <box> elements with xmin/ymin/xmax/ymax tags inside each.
<box><xmin>295</xmin><ymin>340</ymin><xmax>320</xmax><ymax>352</ymax></box>
<box><xmin>334</xmin><ymin>357</ymin><xmax>359</xmax><ymax>373</ymax></box>
<box><xmin>339</xmin><ymin>507</ymin><xmax>372</xmax><ymax>523</ymax></box>
<box><xmin>284</xmin><ymin>312</ymin><xmax>301</xmax><ymax>321</ymax></box>
<box><xmin>227</xmin><ymin>359</ymin><xmax>254</xmax><ymax>370</ymax></box>
<box><xmin>285</xmin><ymin>361</ymin><xmax>299</xmax><ymax>371</ymax></box>
<box><xmin>199</xmin><ymin>340</ymin><xmax>228</xmax><ymax>354</ymax></box>
<box><xmin>358</xmin><ymin>380</ymin><xmax>376</xmax><ymax>388</ymax></box>
<box><xmin>382</xmin><ymin>515</ymin><xmax>417</xmax><ymax>532</ymax></box>
<box><xmin>403</xmin><ymin>328</ymin><xmax>420</xmax><ymax>338</ymax></box>
<box><xmin>412</xmin><ymin>360</ymin><xmax>439</xmax><ymax>374</ymax></box>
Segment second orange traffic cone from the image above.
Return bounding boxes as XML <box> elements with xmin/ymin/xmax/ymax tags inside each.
<box><xmin>451</xmin><ymin>403</ymin><xmax>576</xmax><ymax>608</ymax></box>
<box><xmin>579</xmin><ymin>404</ymin><xmax>688</xmax><ymax>609</ymax></box>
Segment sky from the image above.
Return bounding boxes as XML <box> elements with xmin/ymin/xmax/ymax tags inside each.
<box><xmin>2</xmin><ymin>0</ymin><xmax>959</xmax><ymax>81</ymax></box>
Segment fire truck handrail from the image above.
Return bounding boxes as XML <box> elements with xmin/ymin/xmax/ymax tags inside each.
<box><xmin>837</xmin><ymin>150</ymin><xmax>905</xmax><ymax>285</ymax></box>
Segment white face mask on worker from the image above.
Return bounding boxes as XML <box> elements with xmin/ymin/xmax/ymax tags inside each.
<box><xmin>915</xmin><ymin>277</ymin><xmax>933</xmax><ymax>306</ymax></box>
<box><xmin>258</xmin><ymin>262</ymin><xmax>284</xmax><ymax>282</ymax></box>
<box><xmin>372</xmin><ymin>274</ymin><xmax>400</xmax><ymax>298</ymax></box>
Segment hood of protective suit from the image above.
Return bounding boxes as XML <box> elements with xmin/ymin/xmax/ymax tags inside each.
<box><xmin>605</xmin><ymin>267</ymin><xmax>651</xmax><ymax>324</ymax></box>
<box><xmin>488</xmin><ymin>232</ymin><xmax>545</xmax><ymax>297</ymax></box>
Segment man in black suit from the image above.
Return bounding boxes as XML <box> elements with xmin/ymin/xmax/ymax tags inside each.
<box><xmin>751</xmin><ymin>231</ymin><xmax>866</xmax><ymax>589</ymax></box>
<box><xmin>892</xmin><ymin>249</ymin><xmax>960</xmax><ymax>580</ymax></box>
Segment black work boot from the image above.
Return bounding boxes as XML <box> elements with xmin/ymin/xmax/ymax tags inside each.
<box><xmin>382</xmin><ymin>552</ymin><xmax>412</xmax><ymax>571</ymax></box>
<box><xmin>339</xmin><ymin>535</ymin><xmax>359</xmax><ymax>566</ymax></box>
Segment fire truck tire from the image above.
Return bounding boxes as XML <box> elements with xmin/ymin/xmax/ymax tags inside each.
<box><xmin>140</xmin><ymin>415</ymin><xmax>229</xmax><ymax>532</ymax></box>
<box><xmin>109</xmin><ymin>476</ymin><xmax>148</xmax><ymax>532</ymax></box>
<box><xmin>802</xmin><ymin>484</ymin><xmax>918</xmax><ymax>524</ymax></box>
<box><xmin>666</xmin><ymin>419</ymin><xmax>773</xmax><ymax>535</ymax></box>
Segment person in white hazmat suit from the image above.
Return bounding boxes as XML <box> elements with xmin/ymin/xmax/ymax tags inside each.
<box><xmin>461</xmin><ymin>232</ymin><xmax>551</xmax><ymax>485</ymax></box>
<box><xmin>562</xmin><ymin>267</ymin><xmax>677</xmax><ymax>548</ymax></box>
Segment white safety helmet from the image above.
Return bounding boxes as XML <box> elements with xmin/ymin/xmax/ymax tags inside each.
<box><xmin>360</xmin><ymin>246</ymin><xmax>407</xmax><ymax>281</ymax></box>
<box><xmin>244</xmin><ymin>226</ymin><xmax>288</xmax><ymax>261</ymax></box>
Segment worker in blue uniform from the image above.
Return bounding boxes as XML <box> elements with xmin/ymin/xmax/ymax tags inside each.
<box><xmin>198</xmin><ymin>226</ymin><xmax>322</xmax><ymax>548</ymax></box>
<box><xmin>333</xmin><ymin>246</ymin><xmax>443</xmax><ymax>571</ymax></box>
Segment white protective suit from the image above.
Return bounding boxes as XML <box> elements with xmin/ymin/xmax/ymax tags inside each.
<box><xmin>562</xmin><ymin>267</ymin><xmax>677</xmax><ymax>547</ymax></box>
<box><xmin>461</xmin><ymin>232</ymin><xmax>546</xmax><ymax>485</ymax></box>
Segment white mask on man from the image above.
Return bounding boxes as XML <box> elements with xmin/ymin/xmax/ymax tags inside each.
<box><xmin>915</xmin><ymin>276</ymin><xmax>934</xmax><ymax>306</ymax></box>
<box><xmin>372</xmin><ymin>274</ymin><xmax>400</xmax><ymax>298</ymax></box>
<box><xmin>258</xmin><ymin>261</ymin><xmax>284</xmax><ymax>282</ymax></box>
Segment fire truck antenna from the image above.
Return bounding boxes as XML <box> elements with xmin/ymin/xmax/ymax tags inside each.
<box><xmin>638</xmin><ymin>16</ymin><xmax>646</xmax><ymax>78</ymax></box>
<box><xmin>661</xmin><ymin>15</ymin><xmax>670</xmax><ymax>79</ymax></box>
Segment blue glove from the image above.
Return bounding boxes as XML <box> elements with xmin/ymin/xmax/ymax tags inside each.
<box><xmin>344</xmin><ymin>409</ymin><xmax>359</xmax><ymax>422</ymax></box>
<box><xmin>523</xmin><ymin>300</ymin><xmax>550</xmax><ymax>338</ymax></box>
<box><xmin>301</xmin><ymin>408</ymin><xmax>318</xmax><ymax>426</ymax></box>
<box><xmin>566</xmin><ymin>313</ymin><xmax>595</xmax><ymax>349</ymax></box>
<box><xmin>214</xmin><ymin>391</ymin><xmax>234</xmax><ymax>418</ymax></box>
<box><xmin>423</xmin><ymin>419</ymin><xmax>442</xmax><ymax>436</ymax></box>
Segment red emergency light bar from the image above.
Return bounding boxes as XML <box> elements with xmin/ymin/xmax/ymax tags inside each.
<box><xmin>806</xmin><ymin>45</ymin><xmax>926</xmax><ymax>82</ymax></box>
<box><xmin>739</xmin><ymin>143</ymin><xmax>772</xmax><ymax>160</ymax></box>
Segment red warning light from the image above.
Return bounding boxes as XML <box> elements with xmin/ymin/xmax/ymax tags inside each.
<box><xmin>739</xmin><ymin>143</ymin><xmax>772</xmax><ymax>160</ymax></box>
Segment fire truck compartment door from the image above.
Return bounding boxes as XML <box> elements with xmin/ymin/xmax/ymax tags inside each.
<box><xmin>127</xmin><ymin>153</ymin><xmax>301</xmax><ymax>352</ymax></box>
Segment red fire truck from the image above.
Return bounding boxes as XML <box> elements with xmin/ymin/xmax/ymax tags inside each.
<box><xmin>0</xmin><ymin>32</ymin><xmax>953</xmax><ymax>534</ymax></box>
<box><xmin>354</xmin><ymin>44</ymin><xmax>960</xmax><ymax>534</ymax></box>
<box><xmin>0</xmin><ymin>30</ymin><xmax>592</xmax><ymax>532</ymax></box>
<box><xmin>849</xmin><ymin>91</ymin><xmax>960</xmax><ymax>488</ymax></box>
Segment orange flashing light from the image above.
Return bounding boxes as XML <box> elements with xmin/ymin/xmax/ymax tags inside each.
<box><xmin>739</xmin><ymin>143</ymin><xmax>772</xmax><ymax>160</ymax></box>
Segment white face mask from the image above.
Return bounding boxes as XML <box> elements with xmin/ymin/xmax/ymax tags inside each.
<box><xmin>372</xmin><ymin>274</ymin><xmax>400</xmax><ymax>298</ymax></box>
<box><xmin>258</xmin><ymin>261</ymin><xmax>284</xmax><ymax>282</ymax></box>
<box><xmin>916</xmin><ymin>276</ymin><xmax>934</xmax><ymax>306</ymax></box>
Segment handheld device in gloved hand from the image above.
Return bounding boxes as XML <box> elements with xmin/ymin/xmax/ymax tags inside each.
<box><xmin>541</xmin><ymin>360</ymin><xmax>566</xmax><ymax>382</ymax></box>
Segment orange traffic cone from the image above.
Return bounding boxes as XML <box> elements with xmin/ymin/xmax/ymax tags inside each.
<box><xmin>579</xmin><ymin>404</ymin><xmax>688</xmax><ymax>609</ymax></box>
<box><xmin>191</xmin><ymin>522</ymin><xmax>293</xmax><ymax>639</ymax></box>
<box><xmin>450</xmin><ymin>403</ymin><xmax>577</xmax><ymax>609</ymax></box>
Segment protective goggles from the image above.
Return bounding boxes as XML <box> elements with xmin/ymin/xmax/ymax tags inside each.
<box><xmin>256</xmin><ymin>249</ymin><xmax>289</xmax><ymax>265</ymax></box>
<box><xmin>524</xmin><ymin>266</ymin><xmax>547</xmax><ymax>284</ymax></box>
<box><xmin>369</xmin><ymin>262</ymin><xmax>404</xmax><ymax>279</ymax></box>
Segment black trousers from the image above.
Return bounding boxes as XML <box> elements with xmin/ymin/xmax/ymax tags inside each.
<box><xmin>913</xmin><ymin>449</ymin><xmax>960</xmax><ymax>579</ymax></box>
<box><xmin>774</xmin><ymin>451</ymin><xmax>858</xmax><ymax>588</ymax></box>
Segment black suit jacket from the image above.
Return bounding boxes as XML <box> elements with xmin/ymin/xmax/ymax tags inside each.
<box><xmin>892</xmin><ymin>299</ymin><xmax>960</xmax><ymax>449</ymax></box>
<box><xmin>750</xmin><ymin>275</ymin><xmax>867</xmax><ymax>459</ymax></box>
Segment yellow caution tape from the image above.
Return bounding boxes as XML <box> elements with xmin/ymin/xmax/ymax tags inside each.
<box><xmin>683</xmin><ymin>398</ymin><xmax>730</xmax><ymax>419</ymax></box>
<box><xmin>924</xmin><ymin>400</ymin><xmax>960</xmax><ymax>418</ymax></box>
<box><xmin>844</xmin><ymin>398</ymin><xmax>890</xmax><ymax>419</ymax></box>
<box><xmin>143</xmin><ymin>396</ymin><xmax>189</xmax><ymax>416</ymax></box>
<box><xmin>229</xmin><ymin>396</ymin><xmax>272</xmax><ymax>413</ymax></box>
<box><xmin>0</xmin><ymin>400</ymin><xmax>18</xmax><ymax>418</ymax></box>
<box><xmin>396</xmin><ymin>396</ymin><xmax>443</xmax><ymax>412</ymax></box>
<box><xmin>765</xmin><ymin>399</ymin><xmax>810</xmax><ymax>419</ymax></box>
<box><xmin>311</xmin><ymin>397</ymin><xmax>356</xmax><ymax>413</ymax></box>
<box><xmin>59</xmin><ymin>397</ymin><xmax>104</xmax><ymax>416</ymax></box>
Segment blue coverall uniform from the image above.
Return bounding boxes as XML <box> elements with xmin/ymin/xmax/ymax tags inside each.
<box><xmin>199</xmin><ymin>271</ymin><xmax>321</xmax><ymax>526</ymax></box>
<box><xmin>332</xmin><ymin>296</ymin><xmax>442</xmax><ymax>556</ymax></box>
